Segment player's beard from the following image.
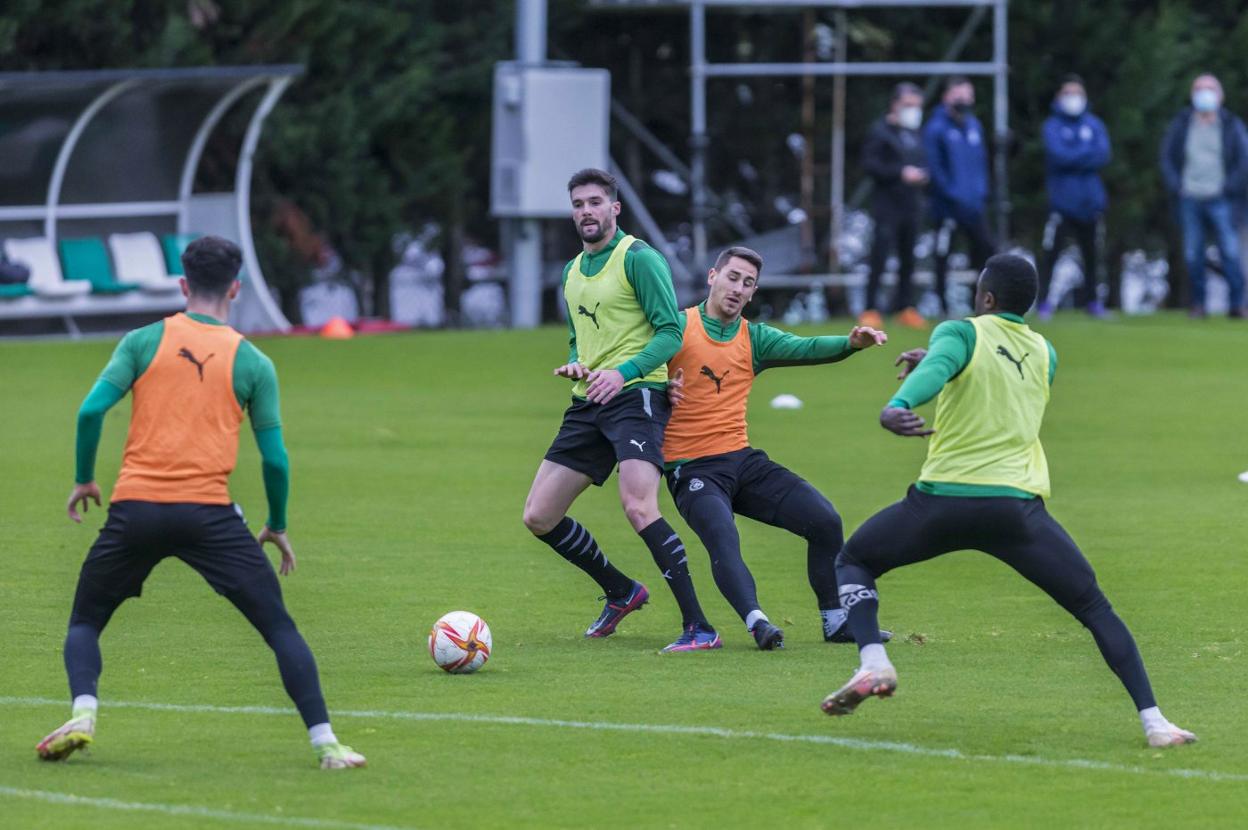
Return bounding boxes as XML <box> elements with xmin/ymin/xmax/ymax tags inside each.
<box><xmin>578</xmin><ymin>218</ymin><xmax>610</xmax><ymax>244</ymax></box>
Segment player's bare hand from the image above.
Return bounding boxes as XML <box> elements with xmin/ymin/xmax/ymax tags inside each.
<box><xmin>554</xmin><ymin>362</ymin><xmax>590</xmax><ymax>380</ymax></box>
<box><xmin>880</xmin><ymin>406</ymin><xmax>934</xmax><ymax>437</ymax></box>
<box><xmin>259</xmin><ymin>526</ymin><xmax>297</xmax><ymax>575</ymax></box>
<box><xmin>895</xmin><ymin>348</ymin><xmax>928</xmax><ymax>379</ymax></box>
<box><xmin>66</xmin><ymin>482</ymin><xmax>101</xmax><ymax>523</ymax></box>
<box><xmin>585</xmin><ymin>368</ymin><xmax>626</xmax><ymax>405</ymax></box>
<box><xmin>849</xmin><ymin>325</ymin><xmax>888</xmax><ymax>349</ymax></box>
<box><xmin>667</xmin><ymin>367</ymin><xmax>686</xmax><ymax>406</ymax></box>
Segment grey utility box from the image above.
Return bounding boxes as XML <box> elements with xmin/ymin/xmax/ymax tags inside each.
<box><xmin>491</xmin><ymin>63</ymin><xmax>611</xmax><ymax>218</ymax></box>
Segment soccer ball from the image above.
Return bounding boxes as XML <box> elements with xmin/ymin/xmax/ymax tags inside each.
<box><xmin>428</xmin><ymin>611</ymin><xmax>492</xmax><ymax>674</ymax></box>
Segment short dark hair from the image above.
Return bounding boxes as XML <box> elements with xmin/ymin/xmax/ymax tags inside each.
<box><xmin>1060</xmin><ymin>73</ymin><xmax>1085</xmax><ymax>89</ymax></box>
<box><xmin>181</xmin><ymin>236</ymin><xmax>242</xmax><ymax>297</ymax></box>
<box><xmin>890</xmin><ymin>81</ymin><xmax>922</xmax><ymax>104</ymax></box>
<box><xmin>567</xmin><ymin>168</ymin><xmax>618</xmax><ymax>201</ymax></box>
<box><xmin>943</xmin><ymin>75</ymin><xmax>971</xmax><ymax>94</ymax></box>
<box><xmin>714</xmin><ymin>246</ymin><xmax>763</xmax><ymax>275</ymax></box>
<box><xmin>979</xmin><ymin>253</ymin><xmax>1038</xmax><ymax>315</ymax></box>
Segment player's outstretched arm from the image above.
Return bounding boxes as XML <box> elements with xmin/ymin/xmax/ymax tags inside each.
<box><xmin>68</xmin><ymin>379</ymin><xmax>126</xmax><ymax>522</ymax></box>
<box><xmin>848</xmin><ymin>325</ymin><xmax>888</xmax><ymax>350</ymax></box>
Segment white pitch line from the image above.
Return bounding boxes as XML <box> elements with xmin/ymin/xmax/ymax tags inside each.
<box><xmin>2</xmin><ymin>695</ymin><xmax>1243</xmax><ymax>785</ymax></box>
<box><xmin>0</xmin><ymin>785</ymin><xmax>416</xmax><ymax>830</ymax></box>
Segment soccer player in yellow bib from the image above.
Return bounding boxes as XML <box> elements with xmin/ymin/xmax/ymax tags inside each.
<box><xmin>523</xmin><ymin>168</ymin><xmax>717</xmax><ymax>652</ymax></box>
<box><xmin>663</xmin><ymin>246</ymin><xmax>892</xmax><ymax>650</ymax></box>
<box><xmin>821</xmin><ymin>254</ymin><xmax>1197</xmax><ymax>749</ymax></box>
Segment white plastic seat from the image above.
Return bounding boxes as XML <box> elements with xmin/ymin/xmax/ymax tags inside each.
<box><xmin>108</xmin><ymin>232</ymin><xmax>182</xmax><ymax>293</ymax></box>
<box><xmin>3</xmin><ymin>237</ymin><xmax>91</xmax><ymax>298</ymax></box>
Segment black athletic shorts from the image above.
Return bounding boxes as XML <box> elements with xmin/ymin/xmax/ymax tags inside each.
<box><xmin>665</xmin><ymin>447</ymin><xmax>806</xmax><ymax>525</ymax></box>
<box><xmin>839</xmin><ymin>486</ymin><xmax>1101</xmax><ymax>614</ymax></box>
<box><xmin>544</xmin><ymin>386</ymin><xmax>670</xmax><ymax>486</ymax></box>
<box><xmin>70</xmin><ymin>500</ymin><xmax>280</xmax><ymax>628</ymax></box>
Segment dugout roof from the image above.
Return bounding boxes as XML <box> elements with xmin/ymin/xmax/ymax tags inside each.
<box><xmin>0</xmin><ymin>65</ymin><xmax>303</xmax><ymax>331</ymax></box>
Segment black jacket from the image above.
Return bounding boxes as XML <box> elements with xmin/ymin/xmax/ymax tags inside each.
<box><xmin>862</xmin><ymin>116</ymin><xmax>927</xmax><ymax>220</ymax></box>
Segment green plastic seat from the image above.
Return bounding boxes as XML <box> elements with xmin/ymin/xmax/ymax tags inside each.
<box><xmin>161</xmin><ymin>233</ymin><xmax>197</xmax><ymax>276</ymax></box>
<box><xmin>0</xmin><ymin>282</ymin><xmax>33</xmax><ymax>298</ymax></box>
<box><xmin>59</xmin><ymin>237</ymin><xmax>136</xmax><ymax>295</ymax></box>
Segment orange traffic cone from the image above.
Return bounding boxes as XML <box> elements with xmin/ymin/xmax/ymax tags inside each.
<box><xmin>320</xmin><ymin>316</ymin><xmax>354</xmax><ymax>339</ymax></box>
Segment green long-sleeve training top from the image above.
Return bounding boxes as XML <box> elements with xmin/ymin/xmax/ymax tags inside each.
<box><xmin>887</xmin><ymin>312</ymin><xmax>1058</xmax><ymax>499</ymax></box>
<box><xmin>561</xmin><ymin>229</ymin><xmax>683</xmax><ymax>389</ymax></box>
<box><xmin>75</xmin><ymin>312</ymin><xmax>290</xmax><ymax>531</ymax></box>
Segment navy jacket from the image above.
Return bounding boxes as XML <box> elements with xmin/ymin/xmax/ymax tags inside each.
<box><xmin>922</xmin><ymin>105</ymin><xmax>990</xmax><ymax>223</ymax></box>
<box><xmin>1043</xmin><ymin>103</ymin><xmax>1111</xmax><ymax>222</ymax></box>
<box><xmin>1159</xmin><ymin>107</ymin><xmax>1248</xmax><ymax>200</ymax></box>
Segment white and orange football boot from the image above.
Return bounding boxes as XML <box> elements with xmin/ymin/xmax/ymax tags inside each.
<box><xmin>821</xmin><ymin>666</ymin><xmax>898</xmax><ymax>716</ymax></box>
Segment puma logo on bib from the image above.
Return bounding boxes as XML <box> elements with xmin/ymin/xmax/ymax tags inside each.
<box><xmin>177</xmin><ymin>347</ymin><xmax>215</xmax><ymax>381</ymax></box>
<box><xmin>577</xmin><ymin>302</ymin><xmax>601</xmax><ymax>329</ymax></box>
<box><xmin>700</xmin><ymin>365</ymin><xmax>729</xmax><ymax>393</ymax></box>
<box><xmin>995</xmin><ymin>345</ymin><xmax>1029</xmax><ymax>379</ymax></box>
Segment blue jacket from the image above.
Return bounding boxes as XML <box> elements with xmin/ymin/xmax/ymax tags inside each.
<box><xmin>1159</xmin><ymin>107</ymin><xmax>1248</xmax><ymax>200</ymax></box>
<box><xmin>1043</xmin><ymin>103</ymin><xmax>1111</xmax><ymax>222</ymax></box>
<box><xmin>922</xmin><ymin>105</ymin><xmax>990</xmax><ymax>223</ymax></box>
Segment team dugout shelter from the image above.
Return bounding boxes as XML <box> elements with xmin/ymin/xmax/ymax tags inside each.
<box><xmin>0</xmin><ymin>66</ymin><xmax>301</xmax><ymax>336</ymax></box>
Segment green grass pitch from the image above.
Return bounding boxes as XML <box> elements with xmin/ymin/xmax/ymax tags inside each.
<box><xmin>0</xmin><ymin>312</ymin><xmax>1244</xmax><ymax>829</ymax></box>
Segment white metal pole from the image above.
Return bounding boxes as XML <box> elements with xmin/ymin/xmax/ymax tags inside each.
<box><xmin>690</xmin><ymin>0</ymin><xmax>709</xmax><ymax>278</ymax></box>
<box><xmin>830</xmin><ymin>10</ymin><xmax>848</xmax><ymax>270</ymax></box>
<box><xmin>509</xmin><ymin>0</ymin><xmax>547</xmax><ymax>328</ymax></box>
<box><xmin>993</xmin><ymin>0</ymin><xmax>1010</xmax><ymax>245</ymax></box>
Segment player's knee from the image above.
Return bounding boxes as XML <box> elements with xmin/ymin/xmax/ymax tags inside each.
<box><xmin>806</xmin><ymin>508</ymin><xmax>844</xmax><ymax>550</ymax></box>
<box><xmin>522</xmin><ymin>502</ymin><xmax>558</xmax><ymax>536</ymax></box>
<box><xmin>621</xmin><ymin>497</ymin><xmax>659</xmax><ymax>531</ymax></box>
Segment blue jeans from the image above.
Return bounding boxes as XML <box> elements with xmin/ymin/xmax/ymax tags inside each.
<box><xmin>1179</xmin><ymin>196</ymin><xmax>1245</xmax><ymax>311</ymax></box>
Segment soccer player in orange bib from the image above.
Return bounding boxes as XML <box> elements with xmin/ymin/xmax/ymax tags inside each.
<box><xmin>664</xmin><ymin>246</ymin><xmax>891</xmax><ymax>649</ymax></box>
<box><xmin>37</xmin><ymin>236</ymin><xmax>365</xmax><ymax>769</ymax></box>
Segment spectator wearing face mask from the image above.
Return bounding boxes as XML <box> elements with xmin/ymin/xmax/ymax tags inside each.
<box><xmin>860</xmin><ymin>82</ymin><xmax>929</xmax><ymax>329</ymax></box>
<box><xmin>1159</xmin><ymin>73</ymin><xmax>1248</xmax><ymax>318</ymax></box>
<box><xmin>924</xmin><ymin>76</ymin><xmax>995</xmax><ymax>316</ymax></box>
<box><xmin>1037</xmin><ymin>75</ymin><xmax>1112</xmax><ymax>320</ymax></box>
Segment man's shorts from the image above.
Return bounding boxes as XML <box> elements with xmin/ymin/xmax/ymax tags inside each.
<box><xmin>543</xmin><ymin>386</ymin><xmax>670</xmax><ymax>486</ymax></box>
<box><xmin>70</xmin><ymin>500</ymin><xmax>279</xmax><ymax>628</ymax></box>
<box><xmin>665</xmin><ymin>447</ymin><xmax>806</xmax><ymax>525</ymax></box>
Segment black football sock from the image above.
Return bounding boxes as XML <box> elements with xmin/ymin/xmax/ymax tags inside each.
<box><xmin>1075</xmin><ymin>593</ymin><xmax>1158</xmax><ymax>710</ymax></box>
<box><xmin>772</xmin><ymin>483</ymin><xmax>844</xmax><ymax>611</ymax></box>
<box><xmin>225</xmin><ymin>579</ymin><xmax>331</xmax><ymax>729</ymax></box>
<box><xmin>64</xmin><ymin>622</ymin><xmax>103</xmax><ymax>699</ymax></box>
<box><xmin>835</xmin><ymin>555</ymin><xmax>884</xmax><ymax>647</ymax></box>
<box><xmin>640</xmin><ymin>518</ymin><xmax>710</xmax><ymax>629</ymax></box>
<box><xmin>538</xmin><ymin>517</ymin><xmax>635</xmax><ymax>599</ymax></box>
<box><xmin>683</xmin><ymin>494</ymin><xmax>758</xmax><ymax>623</ymax></box>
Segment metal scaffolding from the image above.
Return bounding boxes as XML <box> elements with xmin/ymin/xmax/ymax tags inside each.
<box><xmin>590</xmin><ymin>0</ymin><xmax>1011</xmax><ymax>278</ymax></box>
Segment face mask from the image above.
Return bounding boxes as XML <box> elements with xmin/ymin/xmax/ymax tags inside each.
<box><xmin>952</xmin><ymin>101</ymin><xmax>973</xmax><ymax>115</ymax></box>
<box><xmin>898</xmin><ymin>106</ymin><xmax>922</xmax><ymax>130</ymax></box>
<box><xmin>1058</xmin><ymin>94</ymin><xmax>1086</xmax><ymax>116</ymax></box>
<box><xmin>1193</xmin><ymin>89</ymin><xmax>1220</xmax><ymax>112</ymax></box>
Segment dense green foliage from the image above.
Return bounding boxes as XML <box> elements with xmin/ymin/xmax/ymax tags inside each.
<box><xmin>1</xmin><ymin>313</ymin><xmax>1245</xmax><ymax>826</ymax></box>
<box><xmin>5</xmin><ymin>2</ymin><xmax>1248</xmax><ymax>313</ymax></box>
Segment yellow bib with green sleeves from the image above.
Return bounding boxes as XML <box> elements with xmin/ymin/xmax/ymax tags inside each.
<box><xmin>919</xmin><ymin>315</ymin><xmax>1052</xmax><ymax>497</ymax></box>
<box><xmin>564</xmin><ymin>235</ymin><xmax>669</xmax><ymax>398</ymax></box>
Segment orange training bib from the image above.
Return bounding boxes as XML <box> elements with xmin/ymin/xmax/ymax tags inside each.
<box><xmin>111</xmin><ymin>313</ymin><xmax>245</xmax><ymax>504</ymax></box>
<box><xmin>663</xmin><ymin>306</ymin><xmax>755</xmax><ymax>462</ymax></box>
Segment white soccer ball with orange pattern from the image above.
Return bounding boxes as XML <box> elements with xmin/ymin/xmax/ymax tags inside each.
<box><xmin>428</xmin><ymin>611</ymin><xmax>492</xmax><ymax>673</ymax></box>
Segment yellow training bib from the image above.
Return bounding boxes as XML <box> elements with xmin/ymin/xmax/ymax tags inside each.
<box><xmin>564</xmin><ymin>235</ymin><xmax>668</xmax><ymax>397</ymax></box>
<box><xmin>919</xmin><ymin>315</ymin><xmax>1052</xmax><ymax>497</ymax></box>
